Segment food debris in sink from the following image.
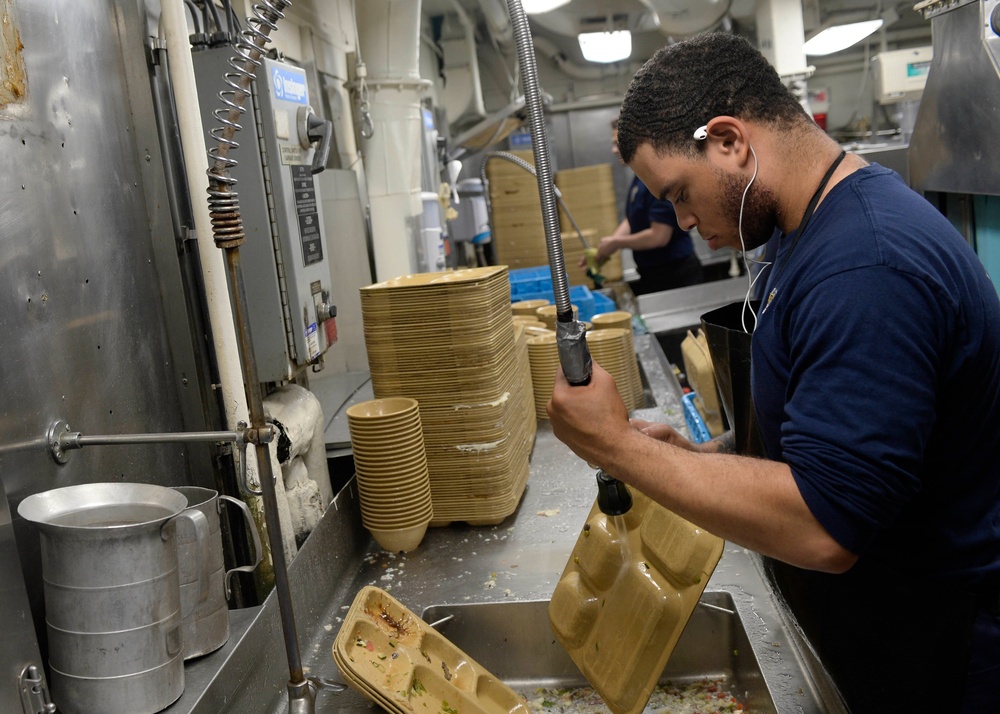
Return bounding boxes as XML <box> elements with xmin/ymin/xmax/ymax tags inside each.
<box><xmin>521</xmin><ymin>678</ymin><xmax>745</xmax><ymax>713</ymax></box>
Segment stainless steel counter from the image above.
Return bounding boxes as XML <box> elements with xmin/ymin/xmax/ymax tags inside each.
<box><xmin>168</xmin><ymin>335</ymin><xmax>846</xmax><ymax>714</ymax></box>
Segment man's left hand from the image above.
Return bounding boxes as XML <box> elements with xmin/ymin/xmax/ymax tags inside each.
<box><xmin>547</xmin><ymin>363</ymin><xmax>632</xmax><ymax>468</ymax></box>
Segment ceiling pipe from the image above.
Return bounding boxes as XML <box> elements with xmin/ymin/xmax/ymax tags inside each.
<box><xmin>637</xmin><ymin>0</ymin><xmax>732</xmax><ymax>37</ymax></box>
<box><xmin>532</xmin><ymin>34</ymin><xmax>627</xmax><ymax>81</ymax></box>
<box><xmin>354</xmin><ymin>0</ymin><xmax>427</xmax><ymax>281</ymax></box>
<box><xmin>440</xmin><ymin>0</ymin><xmax>488</xmax><ymax>122</ymax></box>
<box><xmin>477</xmin><ymin>0</ymin><xmax>515</xmax><ymax>49</ymax></box>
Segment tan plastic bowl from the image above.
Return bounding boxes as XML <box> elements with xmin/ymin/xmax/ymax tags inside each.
<box><xmin>511</xmin><ymin>299</ymin><xmax>550</xmax><ymax>316</ymax></box>
<box><xmin>367</xmin><ymin>522</ymin><xmax>429</xmax><ymax>553</ymax></box>
<box><xmin>591</xmin><ymin>311</ymin><xmax>633</xmax><ymax>331</ymax></box>
<box><xmin>346</xmin><ymin>398</ymin><xmax>419</xmax><ymax>420</ymax></box>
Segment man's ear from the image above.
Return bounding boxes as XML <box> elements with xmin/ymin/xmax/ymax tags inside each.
<box><xmin>703</xmin><ymin>116</ymin><xmax>753</xmax><ymax>168</ymax></box>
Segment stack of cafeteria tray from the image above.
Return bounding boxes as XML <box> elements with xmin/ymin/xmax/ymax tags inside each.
<box><xmin>555</xmin><ymin>163</ymin><xmax>624</xmax><ymax>281</ymax></box>
<box><xmin>333</xmin><ymin>586</ymin><xmax>530</xmax><ymax>714</ymax></box>
<box><xmin>360</xmin><ymin>267</ymin><xmax>536</xmax><ymax>526</ymax></box>
<box><xmin>485</xmin><ymin>150</ymin><xmax>597</xmax><ymax>283</ymax></box>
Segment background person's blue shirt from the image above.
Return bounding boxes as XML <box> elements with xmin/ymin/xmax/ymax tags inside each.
<box><xmin>625</xmin><ymin>176</ymin><xmax>695</xmax><ymax>270</ymax></box>
<box><xmin>751</xmin><ymin>164</ymin><xmax>1000</xmax><ymax>589</ymax></box>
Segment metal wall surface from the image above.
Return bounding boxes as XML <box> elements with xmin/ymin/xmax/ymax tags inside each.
<box><xmin>0</xmin><ymin>0</ymin><xmax>205</xmax><ymax>695</ymax></box>
<box><xmin>910</xmin><ymin>0</ymin><xmax>1000</xmax><ymax>195</ymax></box>
<box><xmin>549</xmin><ymin>105</ymin><xmax>630</xmax><ymax>217</ymax></box>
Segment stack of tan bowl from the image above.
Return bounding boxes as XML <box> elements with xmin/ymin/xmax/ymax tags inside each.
<box><xmin>535</xmin><ymin>304</ymin><xmax>578</xmax><ymax>331</ymax></box>
<box><xmin>591</xmin><ymin>311</ymin><xmax>644</xmax><ymax>410</ymax></box>
<box><xmin>360</xmin><ymin>267</ymin><xmax>536</xmax><ymax>526</ymax></box>
<box><xmin>511</xmin><ymin>315</ymin><xmax>546</xmax><ymax>330</ymax></box>
<box><xmin>346</xmin><ymin>398</ymin><xmax>433</xmax><ymax>552</ymax></box>
<box><xmin>512</xmin><ymin>299</ymin><xmax>549</xmax><ymax>317</ymax></box>
<box><xmin>527</xmin><ymin>333</ymin><xmax>559</xmax><ymax>420</ymax></box>
<box><xmin>586</xmin><ymin>328</ymin><xmax>644</xmax><ymax>410</ymax></box>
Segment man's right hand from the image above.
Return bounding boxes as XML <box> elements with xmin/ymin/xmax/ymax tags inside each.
<box><xmin>578</xmin><ymin>235</ymin><xmax>617</xmax><ymax>267</ymax></box>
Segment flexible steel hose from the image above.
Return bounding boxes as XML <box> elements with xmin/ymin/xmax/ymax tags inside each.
<box><xmin>505</xmin><ymin>0</ymin><xmax>591</xmax><ymax>385</ymax></box>
<box><xmin>505</xmin><ymin>1</ymin><xmax>569</xmax><ymax>316</ymax></box>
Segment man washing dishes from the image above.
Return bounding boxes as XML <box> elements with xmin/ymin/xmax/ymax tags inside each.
<box><xmin>580</xmin><ymin>118</ymin><xmax>703</xmax><ymax>295</ymax></box>
<box><xmin>548</xmin><ymin>33</ymin><xmax>1000</xmax><ymax>713</ymax></box>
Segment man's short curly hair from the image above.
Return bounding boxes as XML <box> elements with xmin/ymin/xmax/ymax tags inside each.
<box><xmin>617</xmin><ymin>33</ymin><xmax>810</xmax><ymax>163</ymax></box>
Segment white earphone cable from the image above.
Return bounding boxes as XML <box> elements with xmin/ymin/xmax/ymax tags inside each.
<box><xmin>693</xmin><ymin>126</ymin><xmax>772</xmax><ymax>335</ymax></box>
<box><xmin>738</xmin><ymin>145</ymin><xmax>770</xmax><ymax>334</ymax></box>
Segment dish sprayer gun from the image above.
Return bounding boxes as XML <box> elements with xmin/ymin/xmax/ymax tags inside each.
<box><xmin>557</xmin><ymin>320</ymin><xmax>633</xmax><ymax>517</ymax></box>
<box><xmin>505</xmin><ymin>0</ymin><xmax>630</xmax><ymax>518</ymax></box>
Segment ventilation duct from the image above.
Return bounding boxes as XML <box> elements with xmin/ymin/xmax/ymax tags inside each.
<box><xmin>438</xmin><ymin>2</ymin><xmax>487</xmax><ymax>126</ymax></box>
<box><xmin>355</xmin><ymin>0</ymin><xmax>427</xmax><ymax>281</ymax></box>
<box><xmin>638</xmin><ymin>0</ymin><xmax>732</xmax><ymax>36</ymax></box>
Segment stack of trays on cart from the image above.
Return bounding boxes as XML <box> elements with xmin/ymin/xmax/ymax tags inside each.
<box><xmin>360</xmin><ymin>266</ymin><xmax>536</xmax><ymax>526</ymax></box>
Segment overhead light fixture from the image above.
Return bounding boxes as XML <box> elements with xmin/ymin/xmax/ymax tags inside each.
<box><xmin>803</xmin><ymin>19</ymin><xmax>884</xmax><ymax>56</ymax></box>
<box><xmin>578</xmin><ymin>30</ymin><xmax>632</xmax><ymax>63</ymax></box>
<box><xmin>521</xmin><ymin>0</ymin><xmax>571</xmax><ymax>14</ymax></box>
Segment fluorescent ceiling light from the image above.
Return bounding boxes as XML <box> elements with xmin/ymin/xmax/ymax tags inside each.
<box><xmin>578</xmin><ymin>31</ymin><xmax>632</xmax><ymax>63</ymax></box>
<box><xmin>521</xmin><ymin>0</ymin><xmax>571</xmax><ymax>14</ymax></box>
<box><xmin>803</xmin><ymin>19</ymin><xmax>884</xmax><ymax>56</ymax></box>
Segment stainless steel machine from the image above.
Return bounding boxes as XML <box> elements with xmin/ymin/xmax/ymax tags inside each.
<box><xmin>910</xmin><ymin>0</ymin><xmax>1000</xmax><ymax>292</ymax></box>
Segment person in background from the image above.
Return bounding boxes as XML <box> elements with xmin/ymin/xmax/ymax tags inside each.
<box><xmin>550</xmin><ymin>32</ymin><xmax>1000</xmax><ymax>713</ymax></box>
<box><xmin>580</xmin><ymin>118</ymin><xmax>703</xmax><ymax>295</ymax></box>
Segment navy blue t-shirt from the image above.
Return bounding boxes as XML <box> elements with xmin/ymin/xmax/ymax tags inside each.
<box><xmin>625</xmin><ymin>176</ymin><xmax>694</xmax><ymax>270</ymax></box>
<box><xmin>752</xmin><ymin>165</ymin><xmax>1000</xmax><ymax>589</ymax></box>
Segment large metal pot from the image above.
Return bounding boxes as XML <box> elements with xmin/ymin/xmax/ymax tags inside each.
<box><xmin>172</xmin><ymin>486</ymin><xmax>261</xmax><ymax>659</ymax></box>
<box><xmin>700</xmin><ymin>301</ymin><xmax>766</xmax><ymax>457</ymax></box>
<box><xmin>18</xmin><ymin>482</ymin><xmax>209</xmax><ymax>714</ymax></box>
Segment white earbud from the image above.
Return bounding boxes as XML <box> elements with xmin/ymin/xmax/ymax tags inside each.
<box><xmin>693</xmin><ymin>125</ymin><xmax>708</xmax><ymax>140</ymax></box>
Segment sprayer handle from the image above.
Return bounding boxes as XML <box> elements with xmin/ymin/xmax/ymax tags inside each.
<box><xmin>595</xmin><ymin>470</ymin><xmax>632</xmax><ymax>515</ymax></box>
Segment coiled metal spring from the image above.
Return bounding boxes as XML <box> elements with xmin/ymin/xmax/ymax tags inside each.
<box><xmin>206</xmin><ymin>0</ymin><xmax>291</xmax><ymax>248</ymax></box>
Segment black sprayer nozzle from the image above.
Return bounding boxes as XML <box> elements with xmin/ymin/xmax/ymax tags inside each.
<box><xmin>595</xmin><ymin>470</ymin><xmax>632</xmax><ymax>515</ymax></box>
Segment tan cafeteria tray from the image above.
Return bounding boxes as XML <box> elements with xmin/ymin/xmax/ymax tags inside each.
<box><xmin>334</xmin><ymin>586</ymin><xmax>530</xmax><ymax>714</ymax></box>
<box><xmin>548</xmin><ymin>487</ymin><xmax>724</xmax><ymax>714</ymax></box>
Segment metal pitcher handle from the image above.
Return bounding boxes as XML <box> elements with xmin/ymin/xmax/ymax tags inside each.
<box><xmin>166</xmin><ymin>508</ymin><xmax>210</xmax><ymax>619</ymax></box>
<box><xmin>219</xmin><ymin>495</ymin><xmax>263</xmax><ymax>599</ymax></box>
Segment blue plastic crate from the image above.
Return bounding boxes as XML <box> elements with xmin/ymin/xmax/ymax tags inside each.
<box><xmin>591</xmin><ymin>291</ymin><xmax>616</xmax><ymax>316</ymax></box>
<box><xmin>682</xmin><ymin>392</ymin><xmax>712</xmax><ymax>444</ymax></box>
<box><xmin>509</xmin><ymin>266</ymin><xmax>557</xmax><ymax>299</ymax></box>
<box><xmin>569</xmin><ymin>285</ymin><xmax>596</xmax><ymax>321</ymax></box>
<box><xmin>509</xmin><ymin>269</ymin><xmax>601</xmax><ymax>321</ymax></box>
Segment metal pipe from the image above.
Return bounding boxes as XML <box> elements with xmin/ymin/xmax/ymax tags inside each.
<box><xmin>224</xmin><ymin>248</ymin><xmax>309</xmax><ymax>701</ymax></box>
<box><xmin>197</xmin><ymin>0</ymin><xmax>314</xmax><ymax>708</ymax></box>
<box><xmin>505</xmin><ymin>1</ymin><xmax>627</xmax><ymax>513</ymax></box>
<box><xmin>66</xmin><ymin>430</ymin><xmax>241</xmax><ymax>447</ymax></box>
<box><xmin>505</xmin><ymin>0</ymin><xmax>591</xmax><ymax>386</ymax></box>
<box><xmin>158</xmin><ymin>0</ymin><xmax>254</xmax><ymax>460</ymax></box>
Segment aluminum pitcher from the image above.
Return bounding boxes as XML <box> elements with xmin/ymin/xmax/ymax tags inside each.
<box><xmin>18</xmin><ymin>482</ymin><xmax>209</xmax><ymax>714</ymax></box>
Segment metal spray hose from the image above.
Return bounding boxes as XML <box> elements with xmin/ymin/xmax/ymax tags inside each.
<box><xmin>505</xmin><ymin>0</ymin><xmax>629</xmax><ymax>515</ymax></box>
<box><xmin>504</xmin><ymin>0</ymin><xmax>591</xmax><ymax>386</ymax></box>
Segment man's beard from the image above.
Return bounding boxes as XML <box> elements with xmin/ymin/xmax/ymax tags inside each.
<box><xmin>718</xmin><ymin>168</ymin><xmax>779</xmax><ymax>251</ymax></box>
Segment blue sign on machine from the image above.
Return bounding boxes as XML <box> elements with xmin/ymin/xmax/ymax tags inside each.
<box><xmin>271</xmin><ymin>65</ymin><xmax>309</xmax><ymax>105</ymax></box>
<box><xmin>509</xmin><ymin>131</ymin><xmax>532</xmax><ymax>147</ymax></box>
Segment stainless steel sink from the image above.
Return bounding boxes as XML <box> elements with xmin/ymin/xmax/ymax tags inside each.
<box><xmin>422</xmin><ymin>592</ymin><xmax>776</xmax><ymax>712</ymax></box>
